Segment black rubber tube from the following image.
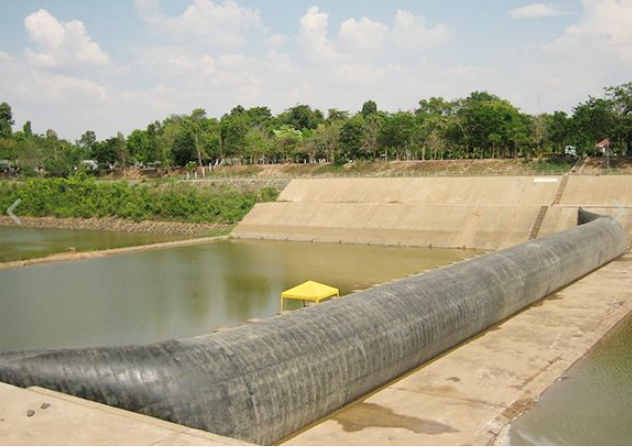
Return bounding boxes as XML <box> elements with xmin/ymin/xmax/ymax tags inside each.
<box><xmin>0</xmin><ymin>211</ymin><xmax>626</xmax><ymax>444</ymax></box>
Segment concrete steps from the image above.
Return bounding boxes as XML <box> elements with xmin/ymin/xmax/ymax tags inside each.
<box><xmin>528</xmin><ymin>206</ymin><xmax>549</xmax><ymax>240</ymax></box>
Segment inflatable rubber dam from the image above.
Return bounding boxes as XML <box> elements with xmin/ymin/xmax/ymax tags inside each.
<box><xmin>0</xmin><ymin>210</ymin><xmax>626</xmax><ymax>445</ymax></box>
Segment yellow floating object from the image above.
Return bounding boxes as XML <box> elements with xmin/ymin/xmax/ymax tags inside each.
<box><xmin>280</xmin><ymin>281</ymin><xmax>339</xmax><ymax>312</ymax></box>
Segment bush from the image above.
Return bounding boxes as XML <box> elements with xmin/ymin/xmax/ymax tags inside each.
<box><xmin>0</xmin><ymin>176</ymin><xmax>278</xmax><ymax>224</ymax></box>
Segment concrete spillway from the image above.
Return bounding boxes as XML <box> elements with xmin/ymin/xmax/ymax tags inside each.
<box><xmin>0</xmin><ymin>211</ymin><xmax>626</xmax><ymax>445</ymax></box>
<box><xmin>232</xmin><ymin>176</ymin><xmax>632</xmax><ymax>249</ymax></box>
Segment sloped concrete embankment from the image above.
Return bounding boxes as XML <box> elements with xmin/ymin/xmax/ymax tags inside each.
<box><xmin>0</xmin><ymin>213</ymin><xmax>626</xmax><ymax>444</ymax></box>
<box><xmin>231</xmin><ymin>176</ymin><xmax>632</xmax><ymax>249</ymax></box>
<box><xmin>539</xmin><ymin>176</ymin><xmax>632</xmax><ymax>248</ymax></box>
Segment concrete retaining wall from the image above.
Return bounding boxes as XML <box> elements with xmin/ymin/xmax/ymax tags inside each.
<box><xmin>0</xmin><ymin>213</ymin><xmax>626</xmax><ymax>444</ymax></box>
<box><xmin>232</xmin><ymin>176</ymin><xmax>632</xmax><ymax>249</ymax></box>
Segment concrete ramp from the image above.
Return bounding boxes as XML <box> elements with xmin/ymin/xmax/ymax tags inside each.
<box><xmin>233</xmin><ymin>177</ymin><xmax>560</xmax><ymax>249</ymax></box>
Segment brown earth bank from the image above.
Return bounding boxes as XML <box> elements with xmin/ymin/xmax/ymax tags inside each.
<box><xmin>576</xmin><ymin>155</ymin><xmax>632</xmax><ymax>174</ymax></box>
<box><xmin>0</xmin><ymin>216</ymin><xmax>231</xmax><ymax>237</ymax></box>
<box><xmin>65</xmin><ymin>160</ymin><xmax>572</xmax><ymax>182</ymax></box>
<box><xmin>206</xmin><ymin>159</ymin><xmax>573</xmax><ymax>177</ymax></box>
<box><xmin>184</xmin><ymin>177</ymin><xmax>291</xmax><ymax>191</ymax></box>
<box><xmin>0</xmin><ymin>235</ymin><xmax>225</xmax><ymax>271</ymax></box>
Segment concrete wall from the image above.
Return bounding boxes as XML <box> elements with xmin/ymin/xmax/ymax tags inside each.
<box><xmin>232</xmin><ymin>175</ymin><xmax>632</xmax><ymax>249</ymax></box>
<box><xmin>539</xmin><ymin>176</ymin><xmax>632</xmax><ymax>247</ymax></box>
<box><xmin>0</xmin><ymin>214</ymin><xmax>626</xmax><ymax>445</ymax></box>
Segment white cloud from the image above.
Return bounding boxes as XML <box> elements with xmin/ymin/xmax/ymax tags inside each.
<box><xmin>510</xmin><ymin>3</ymin><xmax>567</xmax><ymax>19</ymax></box>
<box><xmin>135</xmin><ymin>0</ymin><xmax>264</xmax><ymax>48</ymax></box>
<box><xmin>24</xmin><ymin>9</ymin><xmax>109</xmax><ymax>68</ymax></box>
<box><xmin>134</xmin><ymin>46</ymin><xmax>216</xmax><ymax>78</ymax></box>
<box><xmin>391</xmin><ymin>10</ymin><xmax>451</xmax><ymax>49</ymax></box>
<box><xmin>337</xmin><ymin>17</ymin><xmax>388</xmax><ymax>57</ymax></box>
<box><xmin>297</xmin><ymin>7</ymin><xmax>449</xmax><ymax>64</ymax></box>
<box><xmin>297</xmin><ymin>6</ymin><xmax>340</xmax><ymax>63</ymax></box>
<box><xmin>546</xmin><ymin>0</ymin><xmax>632</xmax><ymax>63</ymax></box>
<box><xmin>264</xmin><ymin>34</ymin><xmax>288</xmax><ymax>49</ymax></box>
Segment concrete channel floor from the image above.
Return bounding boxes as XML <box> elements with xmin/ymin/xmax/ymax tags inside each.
<box><xmin>0</xmin><ymin>383</ymin><xmax>247</xmax><ymax>446</ymax></box>
<box><xmin>284</xmin><ymin>253</ymin><xmax>632</xmax><ymax>446</ymax></box>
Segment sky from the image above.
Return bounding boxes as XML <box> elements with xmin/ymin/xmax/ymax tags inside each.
<box><xmin>1</xmin><ymin>0</ymin><xmax>632</xmax><ymax>140</ymax></box>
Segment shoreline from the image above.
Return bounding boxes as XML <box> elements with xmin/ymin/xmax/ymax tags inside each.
<box><xmin>0</xmin><ymin>216</ymin><xmax>231</xmax><ymax>237</ymax></box>
<box><xmin>0</xmin><ymin>235</ymin><xmax>226</xmax><ymax>271</ymax></box>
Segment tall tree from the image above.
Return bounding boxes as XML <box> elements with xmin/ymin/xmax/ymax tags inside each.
<box><xmin>0</xmin><ymin>102</ymin><xmax>14</xmax><ymax>139</ymax></box>
<box><xmin>279</xmin><ymin>105</ymin><xmax>324</xmax><ymax>131</ymax></box>
<box><xmin>339</xmin><ymin>116</ymin><xmax>365</xmax><ymax>162</ymax></box>
<box><xmin>22</xmin><ymin>121</ymin><xmax>33</xmax><ymax>138</ymax></box>
<box><xmin>361</xmin><ymin>100</ymin><xmax>378</xmax><ymax>118</ymax></box>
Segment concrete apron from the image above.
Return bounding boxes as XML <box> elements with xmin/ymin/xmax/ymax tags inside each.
<box><xmin>284</xmin><ymin>253</ymin><xmax>632</xmax><ymax>446</ymax></box>
<box><xmin>0</xmin><ymin>383</ymin><xmax>248</xmax><ymax>446</ymax></box>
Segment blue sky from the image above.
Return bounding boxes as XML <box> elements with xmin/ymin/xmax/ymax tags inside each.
<box><xmin>1</xmin><ymin>0</ymin><xmax>631</xmax><ymax>139</ymax></box>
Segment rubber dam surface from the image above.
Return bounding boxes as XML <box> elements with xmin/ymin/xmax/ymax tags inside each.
<box><xmin>1</xmin><ymin>174</ymin><xmax>631</xmax><ymax>445</ymax></box>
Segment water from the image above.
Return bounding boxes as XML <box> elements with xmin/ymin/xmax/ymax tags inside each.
<box><xmin>0</xmin><ymin>239</ymin><xmax>478</xmax><ymax>350</ymax></box>
<box><xmin>509</xmin><ymin>314</ymin><xmax>632</xmax><ymax>445</ymax></box>
<box><xmin>0</xmin><ymin>226</ymin><xmax>181</xmax><ymax>263</ymax></box>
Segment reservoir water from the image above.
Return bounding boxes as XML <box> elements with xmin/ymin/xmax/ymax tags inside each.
<box><xmin>0</xmin><ymin>226</ymin><xmax>181</xmax><ymax>263</ymax></box>
<box><xmin>0</xmin><ymin>237</ymin><xmax>478</xmax><ymax>350</ymax></box>
<box><xmin>509</xmin><ymin>313</ymin><xmax>632</xmax><ymax>445</ymax></box>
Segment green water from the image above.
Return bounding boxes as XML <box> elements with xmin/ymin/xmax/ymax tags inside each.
<box><xmin>0</xmin><ymin>226</ymin><xmax>181</xmax><ymax>263</ymax></box>
<box><xmin>0</xmin><ymin>238</ymin><xmax>478</xmax><ymax>350</ymax></box>
<box><xmin>509</xmin><ymin>313</ymin><xmax>632</xmax><ymax>445</ymax></box>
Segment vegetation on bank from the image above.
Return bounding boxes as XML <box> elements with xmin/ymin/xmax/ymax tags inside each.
<box><xmin>0</xmin><ymin>176</ymin><xmax>279</xmax><ymax>223</ymax></box>
<box><xmin>0</xmin><ymin>82</ymin><xmax>631</xmax><ymax>176</ymax></box>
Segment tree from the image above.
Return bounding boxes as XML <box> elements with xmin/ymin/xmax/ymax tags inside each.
<box><xmin>416</xmin><ymin>97</ymin><xmax>453</xmax><ymax>118</ymax></box>
<box><xmin>189</xmin><ymin>108</ymin><xmax>207</xmax><ymax>168</ymax></box>
<box><xmin>78</xmin><ymin>130</ymin><xmax>97</xmax><ymax>157</ymax></box>
<box><xmin>172</xmin><ymin>127</ymin><xmax>197</xmax><ymax>166</ymax></box>
<box><xmin>457</xmin><ymin>92</ymin><xmax>527</xmax><ymax>158</ymax></box>
<box><xmin>361</xmin><ymin>100</ymin><xmax>378</xmax><ymax>118</ymax></box>
<box><xmin>279</xmin><ymin>105</ymin><xmax>323</xmax><ymax>131</ymax></box>
<box><xmin>310</xmin><ymin>122</ymin><xmax>343</xmax><ymax>163</ymax></box>
<box><xmin>0</xmin><ymin>102</ymin><xmax>14</xmax><ymax>139</ymax></box>
<box><xmin>273</xmin><ymin>125</ymin><xmax>303</xmax><ymax>161</ymax></box>
<box><xmin>571</xmin><ymin>97</ymin><xmax>616</xmax><ymax>153</ymax></box>
<box><xmin>22</xmin><ymin>121</ymin><xmax>33</xmax><ymax>138</ymax></box>
<box><xmin>363</xmin><ymin>113</ymin><xmax>385</xmax><ymax>160</ymax></box>
<box><xmin>220</xmin><ymin>114</ymin><xmax>249</xmax><ymax>160</ymax></box>
<box><xmin>606</xmin><ymin>82</ymin><xmax>632</xmax><ymax>154</ymax></box>
<box><xmin>244</xmin><ymin>127</ymin><xmax>273</xmax><ymax>164</ymax></box>
<box><xmin>379</xmin><ymin>112</ymin><xmax>419</xmax><ymax>160</ymax></box>
<box><xmin>327</xmin><ymin>109</ymin><xmax>349</xmax><ymax>122</ymax></box>
<box><xmin>339</xmin><ymin>116</ymin><xmax>365</xmax><ymax>162</ymax></box>
<box><xmin>127</xmin><ymin>129</ymin><xmax>149</xmax><ymax>163</ymax></box>
<box><xmin>545</xmin><ymin>112</ymin><xmax>572</xmax><ymax>154</ymax></box>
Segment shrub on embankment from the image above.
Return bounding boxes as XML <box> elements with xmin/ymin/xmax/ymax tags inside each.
<box><xmin>0</xmin><ymin>176</ymin><xmax>279</xmax><ymax>223</ymax></box>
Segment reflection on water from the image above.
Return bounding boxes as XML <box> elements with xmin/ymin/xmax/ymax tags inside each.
<box><xmin>0</xmin><ymin>239</ymin><xmax>478</xmax><ymax>350</ymax></box>
<box><xmin>509</xmin><ymin>313</ymin><xmax>632</xmax><ymax>445</ymax></box>
<box><xmin>0</xmin><ymin>226</ymin><xmax>181</xmax><ymax>262</ymax></box>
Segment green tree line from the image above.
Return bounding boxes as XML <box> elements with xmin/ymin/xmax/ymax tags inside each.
<box><xmin>1</xmin><ymin>82</ymin><xmax>631</xmax><ymax>175</ymax></box>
